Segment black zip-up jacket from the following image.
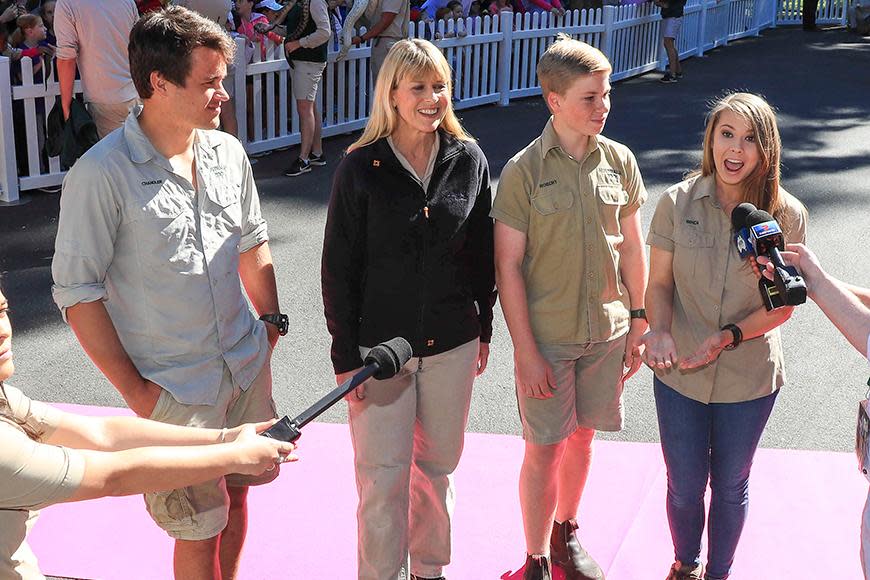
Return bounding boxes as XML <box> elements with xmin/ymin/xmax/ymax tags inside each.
<box><xmin>322</xmin><ymin>130</ymin><xmax>497</xmax><ymax>374</ymax></box>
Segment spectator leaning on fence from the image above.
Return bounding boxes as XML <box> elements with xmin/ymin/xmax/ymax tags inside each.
<box><xmin>518</xmin><ymin>0</ymin><xmax>565</xmax><ymax>18</ymax></box>
<box><xmin>655</xmin><ymin>0</ymin><xmax>686</xmax><ymax>83</ymax></box>
<box><xmin>351</xmin><ymin>0</ymin><xmax>411</xmax><ymax>83</ymax></box>
<box><xmin>54</xmin><ymin>0</ymin><xmax>139</xmax><ymax>139</ymax></box>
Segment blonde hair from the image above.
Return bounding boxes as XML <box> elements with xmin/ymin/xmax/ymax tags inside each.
<box><xmin>347</xmin><ymin>39</ymin><xmax>473</xmax><ymax>153</ymax></box>
<box><xmin>11</xmin><ymin>14</ymin><xmax>43</xmax><ymax>47</ymax></box>
<box><xmin>537</xmin><ymin>33</ymin><xmax>612</xmax><ymax>99</ymax></box>
<box><xmin>699</xmin><ymin>92</ymin><xmax>787</xmax><ymax>225</ymax></box>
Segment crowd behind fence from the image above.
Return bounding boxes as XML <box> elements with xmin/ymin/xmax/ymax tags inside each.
<box><xmin>0</xmin><ymin>0</ymin><xmax>853</xmax><ymax>203</ymax></box>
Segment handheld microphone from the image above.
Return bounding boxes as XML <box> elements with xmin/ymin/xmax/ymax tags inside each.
<box><xmin>261</xmin><ymin>337</ymin><xmax>413</xmax><ymax>442</ymax></box>
<box><xmin>731</xmin><ymin>203</ymin><xmax>807</xmax><ymax>311</ymax></box>
<box><xmin>731</xmin><ymin>203</ymin><xmax>755</xmax><ymax>259</ymax></box>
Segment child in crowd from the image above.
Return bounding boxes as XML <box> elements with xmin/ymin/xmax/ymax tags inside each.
<box><xmin>37</xmin><ymin>0</ymin><xmax>54</xmax><ymax>45</ymax></box>
<box><xmin>491</xmin><ymin>34</ymin><xmax>648</xmax><ymax>580</ymax></box>
<box><xmin>234</xmin><ymin>0</ymin><xmax>284</xmax><ymax>60</ymax></box>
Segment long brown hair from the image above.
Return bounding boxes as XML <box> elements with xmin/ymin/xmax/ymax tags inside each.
<box><xmin>699</xmin><ymin>92</ymin><xmax>788</xmax><ymax>225</ymax></box>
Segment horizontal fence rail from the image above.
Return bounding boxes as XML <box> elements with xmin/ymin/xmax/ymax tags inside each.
<box><xmin>0</xmin><ymin>0</ymin><xmax>850</xmax><ymax>203</ymax></box>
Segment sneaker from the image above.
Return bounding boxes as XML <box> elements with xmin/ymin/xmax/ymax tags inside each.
<box><xmin>523</xmin><ymin>554</ymin><xmax>552</xmax><ymax>580</ymax></box>
<box><xmin>676</xmin><ymin>71</ymin><xmax>683</xmax><ymax>79</ymax></box>
<box><xmin>550</xmin><ymin>519</ymin><xmax>604</xmax><ymax>580</ymax></box>
<box><xmin>36</xmin><ymin>184</ymin><xmax>62</xmax><ymax>193</ymax></box>
<box><xmin>666</xmin><ymin>560</ymin><xmax>704</xmax><ymax>580</ymax></box>
<box><xmin>309</xmin><ymin>152</ymin><xmax>327</xmax><ymax>166</ymax></box>
<box><xmin>660</xmin><ymin>73</ymin><xmax>678</xmax><ymax>83</ymax></box>
<box><xmin>285</xmin><ymin>157</ymin><xmax>311</xmax><ymax>176</ymax></box>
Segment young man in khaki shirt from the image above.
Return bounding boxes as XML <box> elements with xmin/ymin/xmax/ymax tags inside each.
<box><xmin>491</xmin><ymin>36</ymin><xmax>648</xmax><ymax>580</ymax></box>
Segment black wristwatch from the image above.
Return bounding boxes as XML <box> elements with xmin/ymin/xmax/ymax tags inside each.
<box><xmin>629</xmin><ymin>308</ymin><xmax>647</xmax><ymax>321</ymax></box>
<box><xmin>259</xmin><ymin>313</ymin><xmax>289</xmax><ymax>336</ymax></box>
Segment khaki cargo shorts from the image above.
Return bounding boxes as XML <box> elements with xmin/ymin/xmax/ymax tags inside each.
<box><xmin>516</xmin><ymin>335</ymin><xmax>627</xmax><ymax>445</ymax></box>
<box><xmin>289</xmin><ymin>60</ymin><xmax>326</xmax><ymax>101</ymax></box>
<box><xmin>143</xmin><ymin>356</ymin><xmax>278</xmax><ymax>541</ymax></box>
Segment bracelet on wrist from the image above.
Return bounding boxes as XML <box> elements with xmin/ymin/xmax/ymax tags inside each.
<box><xmin>721</xmin><ymin>323</ymin><xmax>743</xmax><ymax>350</ymax></box>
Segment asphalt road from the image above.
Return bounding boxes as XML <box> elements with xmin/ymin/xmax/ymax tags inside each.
<box><xmin>2</xmin><ymin>26</ymin><xmax>869</xmax><ymax>452</ymax></box>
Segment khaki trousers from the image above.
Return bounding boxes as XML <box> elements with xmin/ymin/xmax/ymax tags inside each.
<box><xmin>370</xmin><ymin>37</ymin><xmax>401</xmax><ymax>85</ymax></box>
<box><xmin>348</xmin><ymin>338</ymin><xmax>479</xmax><ymax>580</ymax></box>
<box><xmin>87</xmin><ymin>98</ymin><xmax>139</xmax><ymax>139</ymax></box>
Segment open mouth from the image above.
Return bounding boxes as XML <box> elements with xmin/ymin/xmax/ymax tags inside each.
<box><xmin>418</xmin><ymin>107</ymin><xmax>440</xmax><ymax>118</ymax></box>
<box><xmin>724</xmin><ymin>158</ymin><xmax>744</xmax><ymax>172</ymax></box>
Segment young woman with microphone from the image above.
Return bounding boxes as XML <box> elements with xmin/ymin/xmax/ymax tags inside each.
<box><xmin>639</xmin><ymin>93</ymin><xmax>808</xmax><ymax>580</ymax></box>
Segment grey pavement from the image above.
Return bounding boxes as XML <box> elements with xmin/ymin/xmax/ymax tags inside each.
<box><xmin>2</xmin><ymin>26</ymin><xmax>869</xmax><ymax>453</ymax></box>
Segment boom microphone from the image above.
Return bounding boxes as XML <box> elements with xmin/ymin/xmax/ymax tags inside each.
<box><xmin>262</xmin><ymin>337</ymin><xmax>413</xmax><ymax>442</ymax></box>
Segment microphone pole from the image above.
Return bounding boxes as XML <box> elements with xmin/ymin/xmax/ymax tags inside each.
<box><xmin>261</xmin><ymin>337</ymin><xmax>413</xmax><ymax>443</ymax></box>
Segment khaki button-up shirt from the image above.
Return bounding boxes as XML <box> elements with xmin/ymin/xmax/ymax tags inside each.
<box><xmin>647</xmin><ymin>175</ymin><xmax>808</xmax><ymax>403</ymax></box>
<box><xmin>1</xmin><ymin>384</ymin><xmax>84</xmax><ymax>580</ymax></box>
<box><xmin>52</xmin><ymin>107</ymin><xmax>270</xmax><ymax>406</ymax></box>
<box><xmin>491</xmin><ymin>118</ymin><xmax>647</xmax><ymax>345</ymax></box>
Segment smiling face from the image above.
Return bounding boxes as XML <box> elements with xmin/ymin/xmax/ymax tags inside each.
<box><xmin>391</xmin><ymin>71</ymin><xmax>450</xmax><ymax>136</ymax></box>
<box><xmin>710</xmin><ymin>109</ymin><xmax>761</xmax><ymax>190</ymax></box>
<box><xmin>0</xmin><ymin>290</ymin><xmax>13</xmax><ymax>383</ymax></box>
<box><xmin>547</xmin><ymin>71</ymin><xmax>611</xmax><ymax>137</ymax></box>
<box><xmin>163</xmin><ymin>46</ymin><xmax>229</xmax><ymax>131</ymax></box>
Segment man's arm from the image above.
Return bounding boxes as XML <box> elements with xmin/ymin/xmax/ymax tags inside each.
<box><xmin>53</xmin><ymin>0</ymin><xmax>78</xmax><ymax>120</ymax></box>
<box><xmin>56</xmin><ymin>59</ymin><xmax>76</xmax><ymax>120</ymax></box>
<box><xmin>352</xmin><ymin>11</ymin><xmax>398</xmax><ymax>44</ymax></box>
<box><xmin>239</xmin><ymin>241</ymin><xmax>281</xmax><ymax>346</ymax></box>
<box><xmin>618</xmin><ymin>209</ymin><xmax>648</xmax><ymax>379</ymax></box>
<box><xmin>66</xmin><ymin>302</ymin><xmax>163</xmax><ymax>417</ymax></box>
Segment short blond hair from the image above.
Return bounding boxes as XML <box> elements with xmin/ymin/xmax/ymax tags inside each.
<box><xmin>537</xmin><ymin>34</ymin><xmax>611</xmax><ymax>99</ymax></box>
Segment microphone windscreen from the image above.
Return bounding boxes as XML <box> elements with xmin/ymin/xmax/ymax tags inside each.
<box><xmin>731</xmin><ymin>202</ymin><xmax>757</xmax><ymax>230</ymax></box>
<box><xmin>364</xmin><ymin>337</ymin><xmax>413</xmax><ymax>380</ymax></box>
<box><xmin>746</xmin><ymin>208</ymin><xmax>776</xmax><ymax>226</ymax></box>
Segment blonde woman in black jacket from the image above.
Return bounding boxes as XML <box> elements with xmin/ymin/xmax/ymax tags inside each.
<box><xmin>322</xmin><ymin>38</ymin><xmax>496</xmax><ymax>580</ymax></box>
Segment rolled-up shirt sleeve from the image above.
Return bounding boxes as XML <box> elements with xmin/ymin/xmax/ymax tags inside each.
<box><xmin>298</xmin><ymin>0</ymin><xmax>332</xmax><ymax>49</ymax></box>
<box><xmin>53</xmin><ymin>0</ymin><xmax>79</xmax><ymax>61</ymax></box>
<box><xmin>51</xmin><ymin>158</ymin><xmax>120</xmax><ymax>320</ymax></box>
<box><xmin>238</xmin><ymin>151</ymin><xmax>268</xmax><ymax>253</ymax></box>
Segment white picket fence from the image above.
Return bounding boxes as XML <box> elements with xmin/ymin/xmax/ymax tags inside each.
<box><xmin>0</xmin><ymin>0</ymin><xmax>851</xmax><ymax>203</ymax></box>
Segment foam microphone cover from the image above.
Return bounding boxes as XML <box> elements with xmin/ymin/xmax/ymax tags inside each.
<box><xmin>731</xmin><ymin>202</ymin><xmax>757</xmax><ymax>230</ymax></box>
<box><xmin>746</xmin><ymin>208</ymin><xmax>776</xmax><ymax>226</ymax></box>
<box><xmin>364</xmin><ymin>337</ymin><xmax>413</xmax><ymax>380</ymax></box>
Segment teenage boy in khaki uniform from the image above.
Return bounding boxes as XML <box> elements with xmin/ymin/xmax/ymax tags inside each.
<box><xmin>491</xmin><ymin>35</ymin><xmax>648</xmax><ymax>580</ymax></box>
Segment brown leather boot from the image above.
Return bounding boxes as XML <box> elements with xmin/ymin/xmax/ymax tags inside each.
<box><xmin>522</xmin><ymin>554</ymin><xmax>552</xmax><ymax>580</ymax></box>
<box><xmin>549</xmin><ymin>519</ymin><xmax>605</xmax><ymax>580</ymax></box>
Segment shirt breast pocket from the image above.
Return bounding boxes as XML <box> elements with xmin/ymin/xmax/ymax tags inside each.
<box><xmin>531</xmin><ymin>189</ymin><xmax>574</xmax><ymax>215</ymax></box>
<box><xmin>207</xmin><ymin>179</ymin><xmax>243</xmax><ymax>230</ymax></box>
<box><xmin>596</xmin><ymin>184</ymin><xmax>628</xmax><ymax>235</ymax></box>
<box><xmin>138</xmin><ymin>191</ymin><xmax>196</xmax><ymax>271</ymax></box>
<box><xmin>674</xmin><ymin>225</ymin><xmax>715</xmax><ymax>279</ymax></box>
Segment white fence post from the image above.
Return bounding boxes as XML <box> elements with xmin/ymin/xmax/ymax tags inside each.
<box><xmin>601</xmin><ymin>6</ymin><xmax>616</xmax><ymax>62</ymax></box>
<box><xmin>697</xmin><ymin>0</ymin><xmax>709</xmax><ymax>55</ymax></box>
<box><xmin>233</xmin><ymin>37</ymin><xmax>248</xmax><ymax>151</ymax></box>
<box><xmin>497</xmin><ymin>13</ymin><xmax>513</xmax><ymax>106</ymax></box>
<box><xmin>0</xmin><ymin>57</ymin><xmax>19</xmax><ymax>204</ymax></box>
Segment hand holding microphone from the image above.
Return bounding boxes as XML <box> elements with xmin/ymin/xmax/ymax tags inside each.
<box><xmin>757</xmin><ymin>242</ymin><xmax>824</xmax><ymax>299</ymax></box>
<box><xmin>731</xmin><ymin>203</ymin><xmax>807</xmax><ymax>310</ymax></box>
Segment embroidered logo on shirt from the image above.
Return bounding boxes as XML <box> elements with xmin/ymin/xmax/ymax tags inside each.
<box><xmin>539</xmin><ymin>179</ymin><xmax>557</xmax><ymax>188</ymax></box>
<box><xmin>141</xmin><ymin>180</ymin><xmax>163</xmax><ymax>186</ymax></box>
<box><xmin>597</xmin><ymin>167</ymin><xmax>622</xmax><ymax>186</ymax></box>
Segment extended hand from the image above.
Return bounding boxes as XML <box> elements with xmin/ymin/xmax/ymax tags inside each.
<box><xmin>639</xmin><ymin>330</ymin><xmax>678</xmax><ymax>370</ymax></box>
<box><xmin>233</xmin><ymin>424</ymin><xmax>297</xmax><ymax>475</ymax></box>
<box><xmin>679</xmin><ymin>330</ymin><xmax>730</xmax><ymax>370</ymax></box>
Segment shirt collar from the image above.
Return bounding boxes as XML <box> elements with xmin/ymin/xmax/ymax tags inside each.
<box><xmin>540</xmin><ymin>116</ymin><xmax>600</xmax><ymax>161</ymax></box>
<box><xmin>691</xmin><ymin>174</ymin><xmax>717</xmax><ymax>201</ymax></box>
<box><xmin>124</xmin><ymin>105</ymin><xmax>222</xmax><ymax>168</ymax></box>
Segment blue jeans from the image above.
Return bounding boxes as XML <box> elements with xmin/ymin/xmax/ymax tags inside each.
<box><xmin>654</xmin><ymin>377</ymin><xmax>779</xmax><ymax>580</ymax></box>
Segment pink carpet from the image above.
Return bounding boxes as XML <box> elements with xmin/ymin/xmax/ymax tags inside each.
<box><xmin>29</xmin><ymin>404</ymin><xmax>866</xmax><ymax>579</ymax></box>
